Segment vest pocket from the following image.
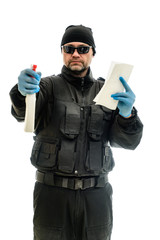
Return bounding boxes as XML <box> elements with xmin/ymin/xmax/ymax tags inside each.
<box><xmin>87</xmin><ymin>105</ymin><xmax>103</xmax><ymax>141</ymax></box>
<box><xmin>103</xmin><ymin>145</ymin><xmax>115</xmax><ymax>172</ymax></box>
<box><xmin>31</xmin><ymin>141</ymin><xmax>57</xmax><ymax>170</ymax></box>
<box><xmin>60</xmin><ymin>105</ymin><xmax>80</xmax><ymax>139</ymax></box>
<box><xmin>86</xmin><ymin>143</ymin><xmax>115</xmax><ymax>174</ymax></box>
<box><xmin>86</xmin><ymin>141</ymin><xmax>103</xmax><ymax>173</ymax></box>
<box><xmin>57</xmin><ymin>105</ymin><xmax>79</xmax><ymax>174</ymax></box>
<box><xmin>86</xmin><ymin>105</ymin><xmax>115</xmax><ymax>174</ymax></box>
<box><xmin>86</xmin><ymin>105</ymin><xmax>104</xmax><ymax>173</ymax></box>
<box><xmin>58</xmin><ymin>139</ymin><xmax>76</xmax><ymax>173</ymax></box>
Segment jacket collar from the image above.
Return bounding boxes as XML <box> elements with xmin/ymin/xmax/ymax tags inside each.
<box><xmin>61</xmin><ymin>65</ymin><xmax>94</xmax><ymax>89</ymax></box>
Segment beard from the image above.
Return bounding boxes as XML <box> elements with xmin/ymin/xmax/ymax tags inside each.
<box><xmin>69</xmin><ymin>66</ymin><xmax>87</xmax><ymax>75</ymax></box>
<box><xmin>67</xmin><ymin>62</ymin><xmax>88</xmax><ymax>76</ymax></box>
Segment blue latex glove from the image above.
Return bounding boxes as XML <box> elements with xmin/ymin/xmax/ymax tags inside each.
<box><xmin>111</xmin><ymin>76</ymin><xmax>135</xmax><ymax>117</ymax></box>
<box><xmin>18</xmin><ymin>69</ymin><xmax>41</xmax><ymax>96</ymax></box>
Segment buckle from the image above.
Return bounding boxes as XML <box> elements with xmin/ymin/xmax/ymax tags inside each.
<box><xmin>75</xmin><ymin>179</ymin><xmax>83</xmax><ymax>190</ymax></box>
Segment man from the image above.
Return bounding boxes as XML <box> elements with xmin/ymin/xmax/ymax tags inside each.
<box><xmin>10</xmin><ymin>25</ymin><xmax>143</xmax><ymax>240</ymax></box>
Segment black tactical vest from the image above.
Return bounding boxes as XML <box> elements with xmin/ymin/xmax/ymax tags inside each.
<box><xmin>30</xmin><ymin>76</ymin><xmax>115</xmax><ymax>177</ymax></box>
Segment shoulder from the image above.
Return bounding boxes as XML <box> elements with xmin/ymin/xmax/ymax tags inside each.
<box><xmin>94</xmin><ymin>77</ymin><xmax>105</xmax><ymax>89</ymax></box>
<box><xmin>40</xmin><ymin>74</ymin><xmax>63</xmax><ymax>87</ymax></box>
<box><xmin>97</xmin><ymin>77</ymin><xmax>105</xmax><ymax>82</ymax></box>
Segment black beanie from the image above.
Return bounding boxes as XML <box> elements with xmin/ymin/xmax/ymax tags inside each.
<box><xmin>61</xmin><ymin>25</ymin><xmax>96</xmax><ymax>55</ymax></box>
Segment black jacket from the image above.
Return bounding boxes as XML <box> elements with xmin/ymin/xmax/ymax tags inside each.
<box><xmin>10</xmin><ymin>65</ymin><xmax>143</xmax><ymax>177</ymax></box>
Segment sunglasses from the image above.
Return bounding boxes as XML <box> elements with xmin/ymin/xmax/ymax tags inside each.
<box><xmin>62</xmin><ymin>45</ymin><xmax>92</xmax><ymax>54</ymax></box>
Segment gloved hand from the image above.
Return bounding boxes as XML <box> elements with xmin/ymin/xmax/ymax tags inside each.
<box><xmin>18</xmin><ymin>69</ymin><xmax>41</xmax><ymax>96</ymax></box>
<box><xmin>111</xmin><ymin>76</ymin><xmax>135</xmax><ymax>117</ymax></box>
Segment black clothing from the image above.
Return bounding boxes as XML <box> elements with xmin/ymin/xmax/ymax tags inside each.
<box><xmin>9</xmin><ymin>65</ymin><xmax>143</xmax><ymax>240</ymax></box>
<box><xmin>34</xmin><ymin>181</ymin><xmax>113</xmax><ymax>240</ymax></box>
<box><xmin>10</xmin><ymin>66</ymin><xmax>143</xmax><ymax>177</ymax></box>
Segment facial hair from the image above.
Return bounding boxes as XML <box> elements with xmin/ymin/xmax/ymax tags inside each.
<box><xmin>67</xmin><ymin>60</ymin><xmax>88</xmax><ymax>76</ymax></box>
<box><xmin>69</xmin><ymin>66</ymin><xmax>88</xmax><ymax>75</ymax></box>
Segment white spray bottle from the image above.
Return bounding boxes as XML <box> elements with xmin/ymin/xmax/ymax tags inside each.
<box><xmin>24</xmin><ymin>64</ymin><xmax>37</xmax><ymax>132</ymax></box>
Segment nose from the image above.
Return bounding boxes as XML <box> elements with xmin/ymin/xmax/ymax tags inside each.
<box><xmin>72</xmin><ymin>49</ymin><xmax>80</xmax><ymax>57</ymax></box>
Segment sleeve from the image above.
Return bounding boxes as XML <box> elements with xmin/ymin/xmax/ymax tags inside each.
<box><xmin>9</xmin><ymin>76</ymin><xmax>54</xmax><ymax>125</ymax></box>
<box><xmin>109</xmin><ymin>107</ymin><xmax>143</xmax><ymax>150</ymax></box>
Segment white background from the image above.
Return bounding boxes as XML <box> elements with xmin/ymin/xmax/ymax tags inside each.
<box><xmin>1</xmin><ymin>0</ymin><xmax>160</xmax><ymax>239</ymax></box>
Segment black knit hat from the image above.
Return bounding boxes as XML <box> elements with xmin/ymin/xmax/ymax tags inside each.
<box><xmin>61</xmin><ymin>25</ymin><xmax>96</xmax><ymax>55</ymax></box>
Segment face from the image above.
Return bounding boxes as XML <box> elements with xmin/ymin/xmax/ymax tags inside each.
<box><xmin>62</xmin><ymin>42</ymin><xmax>94</xmax><ymax>77</ymax></box>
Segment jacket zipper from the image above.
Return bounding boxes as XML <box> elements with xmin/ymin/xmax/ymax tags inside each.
<box><xmin>76</xmin><ymin>77</ymin><xmax>86</xmax><ymax>176</ymax></box>
<box><xmin>81</xmin><ymin>78</ymin><xmax>85</xmax><ymax>106</ymax></box>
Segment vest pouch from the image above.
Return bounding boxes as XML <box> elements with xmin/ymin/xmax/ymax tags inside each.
<box><xmin>87</xmin><ymin>105</ymin><xmax>103</xmax><ymax>140</ymax></box>
<box><xmin>58</xmin><ymin>139</ymin><xmax>76</xmax><ymax>173</ymax></box>
<box><xmin>103</xmin><ymin>145</ymin><xmax>115</xmax><ymax>172</ymax></box>
<box><xmin>101</xmin><ymin>106</ymin><xmax>113</xmax><ymax>121</ymax></box>
<box><xmin>31</xmin><ymin>140</ymin><xmax>57</xmax><ymax>171</ymax></box>
<box><xmin>60</xmin><ymin>105</ymin><xmax>80</xmax><ymax>139</ymax></box>
<box><xmin>86</xmin><ymin>105</ymin><xmax>104</xmax><ymax>173</ymax></box>
<box><xmin>86</xmin><ymin>141</ymin><xmax>103</xmax><ymax>173</ymax></box>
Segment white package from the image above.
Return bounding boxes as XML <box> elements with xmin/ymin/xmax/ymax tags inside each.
<box><xmin>94</xmin><ymin>62</ymin><xmax>133</xmax><ymax>110</ymax></box>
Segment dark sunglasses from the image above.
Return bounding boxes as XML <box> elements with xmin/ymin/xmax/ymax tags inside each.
<box><xmin>62</xmin><ymin>45</ymin><xmax>92</xmax><ymax>54</ymax></box>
